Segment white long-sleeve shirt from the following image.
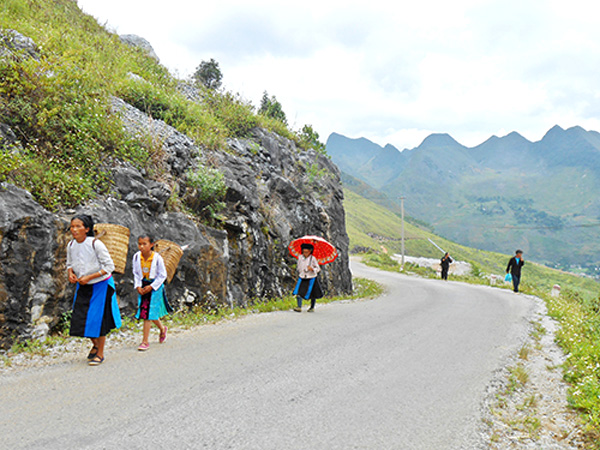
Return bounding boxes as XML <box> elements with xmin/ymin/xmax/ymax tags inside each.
<box><xmin>132</xmin><ymin>251</ymin><xmax>168</xmax><ymax>291</ymax></box>
<box><xmin>66</xmin><ymin>237</ymin><xmax>114</xmax><ymax>284</ymax></box>
<box><xmin>297</xmin><ymin>254</ymin><xmax>320</xmax><ymax>279</ymax></box>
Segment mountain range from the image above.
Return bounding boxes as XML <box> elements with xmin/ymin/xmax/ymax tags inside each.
<box><xmin>327</xmin><ymin>125</ymin><xmax>600</xmax><ymax>271</ymax></box>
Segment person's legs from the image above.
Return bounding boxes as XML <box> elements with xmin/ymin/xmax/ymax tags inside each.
<box><xmin>308</xmin><ymin>298</ymin><xmax>316</xmax><ymax>311</ymax></box>
<box><xmin>88</xmin><ymin>336</ymin><xmax>106</xmax><ymax>365</ymax></box>
<box><xmin>512</xmin><ymin>275</ymin><xmax>520</xmax><ymax>292</ymax></box>
<box><xmin>154</xmin><ymin>319</ymin><xmax>168</xmax><ymax>343</ymax></box>
<box><xmin>142</xmin><ymin>320</ymin><xmax>152</xmax><ymax>344</ymax></box>
<box><xmin>294</xmin><ymin>296</ymin><xmax>302</xmax><ymax>312</ymax></box>
<box><xmin>442</xmin><ymin>269</ymin><xmax>448</xmax><ymax>280</ymax></box>
<box><xmin>95</xmin><ymin>336</ymin><xmax>106</xmax><ymax>358</ymax></box>
<box><xmin>88</xmin><ymin>338</ymin><xmax>99</xmax><ymax>359</ymax></box>
<box><xmin>153</xmin><ymin>319</ymin><xmax>165</xmax><ymax>334</ymax></box>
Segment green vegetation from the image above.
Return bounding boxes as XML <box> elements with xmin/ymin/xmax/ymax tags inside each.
<box><xmin>193</xmin><ymin>58</ymin><xmax>222</xmax><ymax>90</ymax></box>
<box><xmin>186</xmin><ymin>163</ymin><xmax>227</xmax><ymax>221</ymax></box>
<box><xmin>298</xmin><ymin>124</ymin><xmax>327</xmax><ymax>155</ymax></box>
<box><xmin>0</xmin><ymin>0</ymin><xmax>327</xmax><ymax>211</ymax></box>
<box><xmin>363</xmin><ymin>252</ymin><xmax>400</xmax><ymax>271</ymax></box>
<box><xmin>545</xmin><ymin>288</ymin><xmax>600</xmax><ymax>445</ymax></box>
<box><xmin>259</xmin><ymin>90</ymin><xmax>287</xmax><ymax>125</ymax></box>
<box><xmin>346</xmin><ymin>187</ymin><xmax>600</xmax><ymax>445</ymax></box>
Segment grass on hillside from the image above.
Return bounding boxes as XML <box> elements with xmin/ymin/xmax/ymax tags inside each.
<box><xmin>0</xmin><ymin>0</ymin><xmax>324</xmax><ymax>211</ymax></box>
<box><xmin>345</xmin><ymin>187</ymin><xmax>600</xmax><ymax>446</ymax></box>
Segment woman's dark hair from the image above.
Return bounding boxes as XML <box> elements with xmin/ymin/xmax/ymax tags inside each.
<box><xmin>137</xmin><ymin>233</ymin><xmax>155</xmax><ymax>243</ymax></box>
<box><xmin>300</xmin><ymin>243</ymin><xmax>314</xmax><ymax>253</ymax></box>
<box><xmin>71</xmin><ymin>214</ymin><xmax>95</xmax><ymax>237</ymax></box>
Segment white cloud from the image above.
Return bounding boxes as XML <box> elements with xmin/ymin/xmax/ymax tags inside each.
<box><xmin>77</xmin><ymin>0</ymin><xmax>600</xmax><ymax>150</ymax></box>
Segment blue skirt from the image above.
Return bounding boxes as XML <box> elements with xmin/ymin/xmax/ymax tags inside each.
<box><xmin>135</xmin><ymin>279</ymin><xmax>172</xmax><ymax>320</ymax></box>
<box><xmin>293</xmin><ymin>277</ymin><xmax>323</xmax><ymax>300</ymax></box>
<box><xmin>70</xmin><ymin>276</ymin><xmax>122</xmax><ymax>338</ymax></box>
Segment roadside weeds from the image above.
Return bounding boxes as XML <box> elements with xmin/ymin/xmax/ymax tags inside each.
<box><xmin>482</xmin><ymin>296</ymin><xmax>586</xmax><ymax>449</ymax></box>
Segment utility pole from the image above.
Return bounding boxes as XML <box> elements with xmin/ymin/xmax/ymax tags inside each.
<box><xmin>400</xmin><ymin>196</ymin><xmax>405</xmax><ymax>270</ymax></box>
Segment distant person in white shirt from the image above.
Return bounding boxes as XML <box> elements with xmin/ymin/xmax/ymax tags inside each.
<box><xmin>292</xmin><ymin>243</ymin><xmax>323</xmax><ymax>312</ymax></box>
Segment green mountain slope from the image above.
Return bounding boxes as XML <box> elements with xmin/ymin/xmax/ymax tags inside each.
<box><xmin>329</xmin><ymin>128</ymin><xmax>600</xmax><ymax>272</ymax></box>
<box><xmin>344</xmin><ymin>188</ymin><xmax>600</xmax><ymax>294</ymax></box>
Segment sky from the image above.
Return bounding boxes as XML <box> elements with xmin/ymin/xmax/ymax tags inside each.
<box><xmin>77</xmin><ymin>0</ymin><xmax>600</xmax><ymax>150</ymax></box>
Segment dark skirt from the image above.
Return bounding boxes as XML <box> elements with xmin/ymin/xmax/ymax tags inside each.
<box><xmin>70</xmin><ymin>276</ymin><xmax>122</xmax><ymax>338</ymax></box>
<box><xmin>135</xmin><ymin>278</ymin><xmax>173</xmax><ymax>320</ymax></box>
<box><xmin>293</xmin><ymin>277</ymin><xmax>323</xmax><ymax>300</ymax></box>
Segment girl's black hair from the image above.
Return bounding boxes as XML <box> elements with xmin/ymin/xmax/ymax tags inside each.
<box><xmin>71</xmin><ymin>214</ymin><xmax>95</xmax><ymax>237</ymax></box>
<box><xmin>137</xmin><ymin>233</ymin><xmax>155</xmax><ymax>243</ymax></box>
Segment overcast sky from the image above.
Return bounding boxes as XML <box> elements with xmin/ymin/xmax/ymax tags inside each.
<box><xmin>77</xmin><ymin>0</ymin><xmax>600</xmax><ymax>150</ymax></box>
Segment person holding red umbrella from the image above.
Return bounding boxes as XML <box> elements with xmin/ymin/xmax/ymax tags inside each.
<box><xmin>292</xmin><ymin>243</ymin><xmax>323</xmax><ymax>312</ymax></box>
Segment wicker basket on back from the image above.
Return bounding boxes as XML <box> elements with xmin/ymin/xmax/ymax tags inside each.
<box><xmin>155</xmin><ymin>239</ymin><xmax>183</xmax><ymax>283</ymax></box>
<box><xmin>93</xmin><ymin>223</ymin><xmax>130</xmax><ymax>274</ymax></box>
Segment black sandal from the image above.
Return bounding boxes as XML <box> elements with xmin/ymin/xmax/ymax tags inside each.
<box><xmin>87</xmin><ymin>346</ymin><xmax>98</xmax><ymax>360</ymax></box>
<box><xmin>88</xmin><ymin>355</ymin><xmax>104</xmax><ymax>366</ymax></box>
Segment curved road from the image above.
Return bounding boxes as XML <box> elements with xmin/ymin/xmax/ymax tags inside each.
<box><xmin>0</xmin><ymin>261</ymin><xmax>534</xmax><ymax>449</ymax></box>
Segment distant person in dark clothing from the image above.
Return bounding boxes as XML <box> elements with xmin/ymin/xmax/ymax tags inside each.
<box><xmin>440</xmin><ymin>252</ymin><xmax>452</xmax><ymax>280</ymax></box>
<box><xmin>506</xmin><ymin>250</ymin><xmax>525</xmax><ymax>293</ymax></box>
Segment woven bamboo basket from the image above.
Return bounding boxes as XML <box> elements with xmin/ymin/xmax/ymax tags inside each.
<box><xmin>155</xmin><ymin>239</ymin><xmax>183</xmax><ymax>283</ymax></box>
<box><xmin>93</xmin><ymin>223</ymin><xmax>130</xmax><ymax>274</ymax></box>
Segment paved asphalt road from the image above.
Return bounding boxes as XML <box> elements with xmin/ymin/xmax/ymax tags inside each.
<box><xmin>1</xmin><ymin>261</ymin><xmax>534</xmax><ymax>449</ymax></box>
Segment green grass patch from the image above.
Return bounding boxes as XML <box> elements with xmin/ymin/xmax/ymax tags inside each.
<box><xmin>0</xmin><ymin>0</ymin><xmax>328</xmax><ymax>210</ymax></box>
<box><xmin>544</xmin><ymin>288</ymin><xmax>600</xmax><ymax>446</ymax></box>
<box><xmin>362</xmin><ymin>252</ymin><xmax>401</xmax><ymax>272</ymax></box>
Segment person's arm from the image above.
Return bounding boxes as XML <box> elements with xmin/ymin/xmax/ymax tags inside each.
<box><xmin>448</xmin><ymin>257</ymin><xmax>453</xmax><ymax>263</ymax></box>
<box><xmin>66</xmin><ymin>242</ymin><xmax>78</xmax><ymax>284</ymax></box>
<box><xmin>68</xmin><ymin>267</ymin><xmax>78</xmax><ymax>284</ymax></box>
<box><xmin>151</xmin><ymin>254</ymin><xmax>168</xmax><ymax>290</ymax></box>
<box><xmin>132</xmin><ymin>253</ymin><xmax>143</xmax><ymax>289</ymax></box>
<box><xmin>93</xmin><ymin>240</ymin><xmax>115</xmax><ymax>275</ymax></box>
<box><xmin>310</xmin><ymin>256</ymin><xmax>321</xmax><ymax>274</ymax></box>
<box><xmin>506</xmin><ymin>258</ymin><xmax>512</xmax><ymax>273</ymax></box>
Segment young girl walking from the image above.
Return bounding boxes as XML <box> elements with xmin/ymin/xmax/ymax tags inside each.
<box><xmin>133</xmin><ymin>234</ymin><xmax>172</xmax><ymax>351</ymax></box>
<box><xmin>67</xmin><ymin>214</ymin><xmax>122</xmax><ymax>366</ymax></box>
<box><xmin>293</xmin><ymin>243</ymin><xmax>323</xmax><ymax>312</ymax></box>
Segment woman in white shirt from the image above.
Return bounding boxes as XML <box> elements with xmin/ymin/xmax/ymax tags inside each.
<box><xmin>292</xmin><ymin>243</ymin><xmax>323</xmax><ymax>312</ymax></box>
<box><xmin>67</xmin><ymin>214</ymin><xmax>122</xmax><ymax>366</ymax></box>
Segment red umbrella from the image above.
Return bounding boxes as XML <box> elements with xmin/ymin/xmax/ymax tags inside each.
<box><xmin>288</xmin><ymin>235</ymin><xmax>338</xmax><ymax>265</ymax></box>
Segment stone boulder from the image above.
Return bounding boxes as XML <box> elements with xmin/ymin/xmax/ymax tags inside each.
<box><xmin>0</xmin><ymin>29</ymin><xmax>40</xmax><ymax>61</ymax></box>
<box><xmin>0</xmin><ymin>184</ymin><xmax>69</xmax><ymax>344</ymax></box>
<box><xmin>119</xmin><ymin>34</ymin><xmax>159</xmax><ymax>62</ymax></box>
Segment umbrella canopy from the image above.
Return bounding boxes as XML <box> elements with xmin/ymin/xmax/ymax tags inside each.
<box><xmin>288</xmin><ymin>235</ymin><xmax>338</xmax><ymax>265</ymax></box>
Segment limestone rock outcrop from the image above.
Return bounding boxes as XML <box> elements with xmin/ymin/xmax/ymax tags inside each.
<box><xmin>0</xmin><ymin>32</ymin><xmax>352</xmax><ymax>349</ymax></box>
<box><xmin>119</xmin><ymin>34</ymin><xmax>160</xmax><ymax>62</ymax></box>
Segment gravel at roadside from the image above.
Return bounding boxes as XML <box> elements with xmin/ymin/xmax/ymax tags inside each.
<box><xmin>480</xmin><ymin>294</ymin><xmax>586</xmax><ymax>449</ymax></box>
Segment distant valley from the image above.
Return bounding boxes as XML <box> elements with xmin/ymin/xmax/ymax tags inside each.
<box><xmin>327</xmin><ymin>126</ymin><xmax>600</xmax><ymax>275</ymax></box>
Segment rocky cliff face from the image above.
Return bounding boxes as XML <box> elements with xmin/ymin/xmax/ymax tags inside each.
<box><xmin>0</xmin><ymin>32</ymin><xmax>352</xmax><ymax>348</ymax></box>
